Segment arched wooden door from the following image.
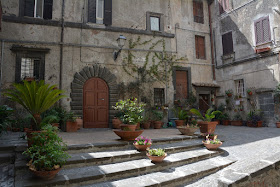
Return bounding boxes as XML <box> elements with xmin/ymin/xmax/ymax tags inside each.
<box><xmin>83</xmin><ymin>78</ymin><xmax>109</xmax><ymax>128</ymax></box>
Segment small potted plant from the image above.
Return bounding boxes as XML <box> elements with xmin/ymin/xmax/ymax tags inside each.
<box><xmin>225</xmin><ymin>89</ymin><xmax>233</xmax><ymax>97</ymax></box>
<box><xmin>177</xmin><ymin>119</ymin><xmax>199</xmax><ymax>136</ymax></box>
<box><xmin>64</xmin><ymin>111</ymin><xmax>78</xmax><ymax>132</ymax></box>
<box><xmin>151</xmin><ymin>110</ymin><xmax>164</xmax><ymax>129</ymax></box>
<box><xmin>231</xmin><ymin>113</ymin><xmax>243</xmax><ymax>126</ymax></box>
<box><xmin>41</xmin><ymin>115</ymin><xmax>60</xmax><ymax>128</ymax></box>
<box><xmin>221</xmin><ymin>113</ymin><xmax>230</xmax><ymax>126</ymax></box>
<box><xmin>247</xmin><ymin>89</ymin><xmax>253</xmax><ymax>96</ymax></box>
<box><xmin>133</xmin><ymin>136</ymin><xmax>152</xmax><ymax>151</ymax></box>
<box><xmin>23</xmin><ymin>125</ymin><xmax>70</xmax><ymax>179</ymax></box>
<box><xmin>203</xmin><ymin>138</ymin><xmax>222</xmax><ymax>150</ymax></box>
<box><xmin>247</xmin><ymin>110</ymin><xmax>263</xmax><ymax>127</ymax></box>
<box><xmin>173</xmin><ymin>107</ymin><xmax>189</xmax><ymax>127</ymax></box>
<box><xmin>146</xmin><ymin>148</ymin><xmax>167</xmax><ymax>163</ymax></box>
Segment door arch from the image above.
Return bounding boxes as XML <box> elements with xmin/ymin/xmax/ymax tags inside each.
<box><xmin>83</xmin><ymin>78</ymin><xmax>109</xmax><ymax>128</ymax></box>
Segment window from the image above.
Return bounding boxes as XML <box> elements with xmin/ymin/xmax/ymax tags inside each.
<box><xmin>219</xmin><ymin>0</ymin><xmax>229</xmax><ymax>14</ymax></box>
<box><xmin>235</xmin><ymin>79</ymin><xmax>245</xmax><ymax>97</ymax></box>
<box><xmin>20</xmin><ymin>58</ymin><xmax>41</xmax><ymax>80</ymax></box>
<box><xmin>254</xmin><ymin>16</ymin><xmax>271</xmax><ymax>46</ymax></box>
<box><xmin>147</xmin><ymin>12</ymin><xmax>164</xmax><ymax>32</ymax></box>
<box><xmin>154</xmin><ymin>88</ymin><xmax>165</xmax><ymax>106</ymax></box>
<box><xmin>222</xmin><ymin>32</ymin><xmax>233</xmax><ymax>55</ymax></box>
<box><xmin>88</xmin><ymin>0</ymin><xmax>112</xmax><ymax>25</ymax></box>
<box><xmin>195</xmin><ymin>35</ymin><xmax>206</xmax><ymax>59</ymax></box>
<box><xmin>22</xmin><ymin>0</ymin><xmax>53</xmax><ymax>19</ymax></box>
<box><xmin>193</xmin><ymin>1</ymin><xmax>204</xmax><ymax>24</ymax></box>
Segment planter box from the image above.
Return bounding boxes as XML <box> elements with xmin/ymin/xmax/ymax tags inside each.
<box><xmin>222</xmin><ymin>120</ymin><xmax>230</xmax><ymax>126</ymax></box>
<box><xmin>247</xmin><ymin>121</ymin><xmax>263</xmax><ymax>128</ymax></box>
<box><xmin>231</xmin><ymin>120</ymin><xmax>242</xmax><ymax>126</ymax></box>
<box><xmin>66</xmin><ymin>121</ymin><xmax>78</xmax><ymax>132</ymax></box>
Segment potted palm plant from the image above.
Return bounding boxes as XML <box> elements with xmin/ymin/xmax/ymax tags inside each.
<box><xmin>173</xmin><ymin>107</ymin><xmax>189</xmax><ymax>127</ymax></box>
<box><xmin>190</xmin><ymin>108</ymin><xmax>221</xmax><ymax>134</ymax></box>
<box><xmin>23</xmin><ymin>125</ymin><xmax>70</xmax><ymax>179</ymax></box>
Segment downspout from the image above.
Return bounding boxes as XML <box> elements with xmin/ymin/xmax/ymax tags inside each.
<box><xmin>208</xmin><ymin>2</ymin><xmax>216</xmax><ymax>80</ymax></box>
<box><xmin>59</xmin><ymin>0</ymin><xmax>65</xmax><ymax>104</ymax></box>
<box><xmin>0</xmin><ymin>40</ymin><xmax>4</xmax><ymax>101</ymax></box>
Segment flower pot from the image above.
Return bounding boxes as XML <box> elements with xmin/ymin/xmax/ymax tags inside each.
<box><xmin>177</xmin><ymin>126</ymin><xmax>198</xmax><ymax>136</ymax></box>
<box><xmin>66</xmin><ymin>121</ymin><xmax>78</xmax><ymax>132</ymax></box>
<box><xmin>133</xmin><ymin>143</ymin><xmax>151</xmax><ymax>151</ymax></box>
<box><xmin>147</xmin><ymin>153</ymin><xmax>167</xmax><ymax>163</ymax></box>
<box><xmin>203</xmin><ymin>141</ymin><xmax>222</xmax><ymax>150</ymax></box>
<box><xmin>248</xmin><ymin>91</ymin><xmax>253</xmax><ymax>95</ymax></box>
<box><xmin>76</xmin><ymin>118</ymin><xmax>83</xmax><ymax>129</ymax></box>
<box><xmin>276</xmin><ymin>122</ymin><xmax>280</xmax><ymax>128</ymax></box>
<box><xmin>30</xmin><ymin>167</ymin><xmax>61</xmax><ymax>180</ymax></box>
<box><xmin>222</xmin><ymin>120</ymin><xmax>230</xmax><ymax>126</ymax></box>
<box><xmin>136</xmin><ymin>122</ymin><xmax>140</xmax><ymax>130</ymax></box>
<box><xmin>227</xmin><ymin>93</ymin><xmax>232</xmax><ymax>97</ymax></box>
<box><xmin>24</xmin><ymin>77</ymin><xmax>35</xmax><ymax>82</ymax></box>
<box><xmin>112</xmin><ymin>118</ymin><xmax>122</xmax><ymax>129</ymax></box>
<box><xmin>175</xmin><ymin>120</ymin><xmax>185</xmax><ymax>127</ymax></box>
<box><xmin>120</xmin><ymin>124</ymin><xmax>137</xmax><ymax>131</ymax></box>
<box><xmin>247</xmin><ymin>121</ymin><xmax>263</xmax><ymax>128</ymax></box>
<box><xmin>113</xmin><ymin>130</ymin><xmax>144</xmax><ymax>140</ymax></box>
<box><xmin>231</xmin><ymin>120</ymin><xmax>242</xmax><ymax>126</ymax></box>
<box><xmin>197</xmin><ymin>121</ymin><xmax>218</xmax><ymax>134</ymax></box>
<box><xmin>153</xmin><ymin>121</ymin><xmax>162</xmax><ymax>129</ymax></box>
<box><xmin>143</xmin><ymin>122</ymin><xmax>151</xmax><ymax>129</ymax></box>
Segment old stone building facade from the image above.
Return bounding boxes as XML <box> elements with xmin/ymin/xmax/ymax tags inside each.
<box><xmin>210</xmin><ymin>0</ymin><xmax>280</xmax><ymax>126</ymax></box>
<box><xmin>0</xmin><ymin>0</ymin><xmax>217</xmax><ymax>128</ymax></box>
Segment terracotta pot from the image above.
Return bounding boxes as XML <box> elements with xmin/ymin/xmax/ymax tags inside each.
<box><xmin>113</xmin><ymin>130</ymin><xmax>144</xmax><ymax>140</ymax></box>
<box><xmin>133</xmin><ymin>143</ymin><xmax>151</xmax><ymax>151</ymax></box>
<box><xmin>153</xmin><ymin>121</ymin><xmax>162</xmax><ymax>129</ymax></box>
<box><xmin>51</xmin><ymin>123</ymin><xmax>60</xmax><ymax>128</ymax></box>
<box><xmin>276</xmin><ymin>122</ymin><xmax>280</xmax><ymax>128</ymax></box>
<box><xmin>66</xmin><ymin>121</ymin><xmax>78</xmax><ymax>132</ymax></box>
<box><xmin>247</xmin><ymin>121</ymin><xmax>263</xmax><ymax>128</ymax></box>
<box><xmin>216</xmin><ymin>120</ymin><xmax>220</xmax><ymax>125</ymax></box>
<box><xmin>120</xmin><ymin>124</ymin><xmax>137</xmax><ymax>131</ymax></box>
<box><xmin>177</xmin><ymin>126</ymin><xmax>198</xmax><ymax>136</ymax></box>
<box><xmin>231</xmin><ymin>120</ymin><xmax>242</xmax><ymax>126</ymax></box>
<box><xmin>26</xmin><ymin>130</ymin><xmax>42</xmax><ymax>147</ymax></box>
<box><xmin>30</xmin><ymin>167</ymin><xmax>61</xmax><ymax>180</ymax></box>
<box><xmin>248</xmin><ymin>91</ymin><xmax>253</xmax><ymax>95</ymax></box>
<box><xmin>147</xmin><ymin>153</ymin><xmax>167</xmax><ymax>163</ymax></box>
<box><xmin>76</xmin><ymin>118</ymin><xmax>83</xmax><ymax>129</ymax></box>
<box><xmin>227</xmin><ymin>93</ymin><xmax>232</xmax><ymax>97</ymax></box>
<box><xmin>197</xmin><ymin>121</ymin><xmax>218</xmax><ymax>134</ymax></box>
<box><xmin>222</xmin><ymin>120</ymin><xmax>230</xmax><ymax>126</ymax></box>
<box><xmin>203</xmin><ymin>142</ymin><xmax>222</xmax><ymax>150</ymax></box>
<box><xmin>112</xmin><ymin>118</ymin><xmax>122</xmax><ymax>129</ymax></box>
<box><xmin>143</xmin><ymin>122</ymin><xmax>151</xmax><ymax>129</ymax></box>
<box><xmin>175</xmin><ymin>120</ymin><xmax>185</xmax><ymax>127</ymax></box>
<box><xmin>136</xmin><ymin>122</ymin><xmax>140</xmax><ymax>130</ymax></box>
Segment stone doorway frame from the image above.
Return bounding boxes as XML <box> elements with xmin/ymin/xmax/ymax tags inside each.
<box><xmin>70</xmin><ymin>64</ymin><xmax>118</xmax><ymax>128</ymax></box>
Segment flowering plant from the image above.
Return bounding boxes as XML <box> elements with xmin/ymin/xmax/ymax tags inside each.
<box><xmin>204</xmin><ymin>138</ymin><xmax>221</xmax><ymax>144</ymax></box>
<box><xmin>147</xmin><ymin>148</ymin><xmax>166</xmax><ymax>156</ymax></box>
<box><xmin>134</xmin><ymin>136</ymin><xmax>152</xmax><ymax>145</ymax></box>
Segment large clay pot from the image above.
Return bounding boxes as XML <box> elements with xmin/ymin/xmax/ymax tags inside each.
<box><xmin>112</xmin><ymin>118</ymin><xmax>122</xmax><ymax>129</ymax></box>
<box><xmin>175</xmin><ymin>120</ymin><xmax>185</xmax><ymax>127</ymax></box>
<box><xmin>197</xmin><ymin>121</ymin><xmax>218</xmax><ymax>134</ymax></box>
<box><xmin>113</xmin><ymin>130</ymin><xmax>144</xmax><ymax>140</ymax></box>
<box><xmin>153</xmin><ymin>121</ymin><xmax>162</xmax><ymax>129</ymax></box>
<box><xmin>231</xmin><ymin>120</ymin><xmax>242</xmax><ymax>126</ymax></box>
<box><xmin>66</xmin><ymin>121</ymin><xmax>78</xmax><ymax>132</ymax></box>
<box><xmin>133</xmin><ymin>143</ymin><xmax>151</xmax><ymax>151</ymax></box>
<box><xmin>136</xmin><ymin>123</ymin><xmax>140</xmax><ymax>130</ymax></box>
<box><xmin>276</xmin><ymin>122</ymin><xmax>280</xmax><ymax>128</ymax></box>
<box><xmin>143</xmin><ymin>122</ymin><xmax>151</xmax><ymax>129</ymax></box>
<box><xmin>177</xmin><ymin>126</ymin><xmax>198</xmax><ymax>136</ymax></box>
<box><xmin>203</xmin><ymin>141</ymin><xmax>222</xmax><ymax>150</ymax></box>
<box><xmin>147</xmin><ymin>153</ymin><xmax>167</xmax><ymax>163</ymax></box>
<box><xmin>30</xmin><ymin>167</ymin><xmax>61</xmax><ymax>180</ymax></box>
<box><xmin>76</xmin><ymin>118</ymin><xmax>83</xmax><ymax>129</ymax></box>
<box><xmin>222</xmin><ymin>120</ymin><xmax>230</xmax><ymax>126</ymax></box>
<box><xmin>120</xmin><ymin>124</ymin><xmax>137</xmax><ymax>131</ymax></box>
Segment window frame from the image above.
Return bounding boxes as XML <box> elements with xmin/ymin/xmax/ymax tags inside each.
<box><xmin>96</xmin><ymin>0</ymin><xmax>104</xmax><ymax>24</ymax></box>
<box><xmin>235</xmin><ymin>79</ymin><xmax>245</xmax><ymax>97</ymax></box>
<box><xmin>146</xmin><ymin>12</ymin><xmax>164</xmax><ymax>32</ymax></box>
<box><xmin>154</xmin><ymin>88</ymin><xmax>165</xmax><ymax>106</ymax></box>
<box><xmin>20</xmin><ymin>0</ymin><xmax>53</xmax><ymax>20</ymax></box>
<box><xmin>254</xmin><ymin>16</ymin><xmax>271</xmax><ymax>46</ymax></box>
<box><xmin>193</xmin><ymin>0</ymin><xmax>204</xmax><ymax>24</ymax></box>
<box><xmin>195</xmin><ymin>35</ymin><xmax>206</xmax><ymax>60</ymax></box>
<box><xmin>88</xmin><ymin>0</ymin><xmax>112</xmax><ymax>26</ymax></box>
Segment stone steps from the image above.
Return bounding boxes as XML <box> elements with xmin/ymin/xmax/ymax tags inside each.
<box><xmin>15</xmin><ymin>147</ymin><xmax>225</xmax><ymax>187</ymax></box>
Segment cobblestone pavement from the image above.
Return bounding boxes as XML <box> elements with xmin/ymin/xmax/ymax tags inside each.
<box><xmin>0</xmin><ymin>164</ymin><xmax>14</xmax><ymax>187</ymax></box>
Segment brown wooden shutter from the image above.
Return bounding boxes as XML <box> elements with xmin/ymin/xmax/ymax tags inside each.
<box><xmin>198</xmin><ymin>36</ymin><xmax>205</xmax><ymax>59</ymax></box>
<box><xmin>195</xmin><ymin>36</ymin><xmax>199</xmax><ymax>59</ymax></box>
<box><xmin>193</xmin><ymin>1</ymin><xmax>204</xmax><ymax>24</ymax></box>
<box><xmin>254</xmin><ymin>16</ymin><xmax>271</xmax><ymax>45</ymax></box>
<box><xmin>88</xmin><ymin>0</ymin><xmax>96</xmax><ymax>23</ymax></box>
<box><xmin>43</xmin><ymin>0</ymin><xmax>53</xmax><ymax>20</ymax></box>
<box><xmin>104</xmin><ymin>0</ymin><xmax>112</xmax><ymax>26</ymax></box>
<box><xmin>193</xmin><ymin>1</ymin><xmax>198</xmax><ymax>19</ymax></box>
<box><xmin>222</xmin><ymin>32</ymin><xmax>233</xmax><ymax>55</ymax></box>
<box><xmin>24</xmin><ymin>0</ymin><xmax>35</xmax><ymax>17</ymax></box>
<box><xmin>262</xmin><ymin>17</ymin><xmax>271</xmax><ymax>43</ymax></box>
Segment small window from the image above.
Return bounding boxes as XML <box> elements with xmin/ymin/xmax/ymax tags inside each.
<box><xmin>96</xmin><ymin>0</ymin><xmax>104</xmax><ymax>24</ymax></box>
<box><xmin>88</xmin><ymin>0</ymin><xmax>112</xmax><ymax>25</ymax></box>
<box><xmin>235</xmin><ymin>79</ymin><xmax>245</xmax><ymax>97</ymax></box>
<box><xmin>219</xmin><ymin>0</ymin><xmax>229</xmax><ymax>14</ymax></box>
<box><xmin>254</xmin><ymin>16</ymin><xmax>271</xmax><ymax>46</ymax></box>
<box><xmin>222</xmin><ymin>32</ymin><xmax>233</xmax><ymax>55</ymax></box>
<box><xmin>154</xmin><ymin>88</ymin><xmax>165</xmax><ymax>106</ymax></box>
<box><xmin>150</xmin><ymin>16</ymin><xmax>160</xmax><ymax>31</ymax></box>
<box><xmin>195</xmin><ymin>35</ymin><xmax>206</xmax><ymax>60</ymax></box>
<box><xmin>193</xmin><ymin>1</ymin><xmax>204</xmax><ymax>24</ymax></box>
<box><xmin>20</xmin><ymin>58</ymin><xmax>41</xmax><ymax>80</ymax></box>
<box><xmin>23</xmin><ymin>0</ymin><xmax>53</xmax><ymax>19</ymax></box>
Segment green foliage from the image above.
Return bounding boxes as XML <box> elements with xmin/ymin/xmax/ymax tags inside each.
<box><xmin>173</xmin><ymin>107</ymin><xmax>189</xmax><ymax>120</ymax></box>
<box><xmin>0</xmin><ymin>105</ymin><xmax>14</xmax><ymax>136</ymax></box>
<box><xmin>4</xmin><ymin>81</ymin><xmax>66</xmax><ymax>130</ymax></box>
<box><xmin>218</xmin><ymin>113</ymin><xmax>230</xmax><ymax>120</ymax></box>
<box><xmin>190</xmin><ymin>108</ymin><xmax>221</xmax><ymax>122</ymax></box>
<box><xmin>23</xmin><ymin>125</ymin><xmax>70</xmax><ymax>171</ymax></box>
<box><xmin>225</xmin><ymin>89</ymin><xmax>233</xmax><ymax>95</ymax></box>
<box><xmin>113</xmin><ymin>98</ymin><xmax>145</xmax><ymax>124</ymax></box>
<box><xmin>233</xmin><ymin>113</ymin><xmax>243</xmax><ymax>121</ymax></box>
<box><xmin>151</xmin><ymin>110</ymin><xmax>164</xmax><ymax>121</ymax></box>
<box><xmin>63</xmin><ymin>111</ymin><xmax>77</xmax><ymax>123</ymax></box>
<box><xmin>204</xmin><ymin>139</ymin><xmax>221</xmax><ymax>144</ymax></box>
<box><xmin>148</xmin><ymin>148</ymin><xmax>166</xmax><ymax>156</ymax></box>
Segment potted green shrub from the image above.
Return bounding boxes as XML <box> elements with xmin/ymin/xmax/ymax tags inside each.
<box><xmin>63</xmin><ymin>111</ymin><xmax>78</xmax><ymax>132</ymax></box>
<box><xmin>190</xmin><ymin>108</ymin><xmax>221</xmax><ymax>134</ymax></box>
<box><xmin>146</xmin><ymin>148</ymin><xmax>167</xmax><ymax>163</ymax></box>
<box><xmin>173</xmin><ymin>107</ymin><xmax>189</xmax><ymax>127</ymax></box>
<box><xmin>231</xmin><ymin>113</ymin><xmax>243</xmax><ymax>126</ymax></box>
<box><xmin>23</xmin><ymin>125</ymin><xmax>70</xmax><ymax>179</ymax></box>
<box><xmin>151</xmin><ymin>110</ymin><xmax>164</xmax><ymax>129</ymax></box>
<box><xmin>221</xmin><ymin>113</ymin><xmax>230</xmax><ymax>126</ymax></box>
<box><xmin>225</xmin><ymin>89</ymin><xmax>233</xmax><ymax>97</ymax></box>
<box><xmin>247</xmin><ymin>110</ymin><xmax>263</xmax><ymax>127</ymax></box>
<box><xmin>133</xmin><ymin>136</ymin><xmax>152</xmax><ymax>151</ymax></box>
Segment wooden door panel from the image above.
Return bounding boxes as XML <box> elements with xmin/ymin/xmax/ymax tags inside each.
<box><xmin>97</xmin><ymin>92</ymin><xmax>107</xmax><ymax>106</ymax></box>
<box><xmin>85</xmin><ymin>92</ymin><xmax>95</xmax><ymax>106</ymax></box>
<box><xmin>176</xmin><ymin>71</ymin><xmax>188</xmax><ymax>100</ymax></box>
<box><xmin>97</xmin><ymin>108</ymin><xmax>107</xmax><ymax>122</ymax></box>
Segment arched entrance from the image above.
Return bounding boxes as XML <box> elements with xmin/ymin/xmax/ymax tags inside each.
<box><xmin>83</xmin><ymin>78</ymin><xmax>109</xmax><ymax>128</ymax></box>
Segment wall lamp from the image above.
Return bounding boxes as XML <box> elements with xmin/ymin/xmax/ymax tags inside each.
<box><xmin>113</xmin><ymin>35</ymin><xmax>126</xmax><ymax>61</ymax></box>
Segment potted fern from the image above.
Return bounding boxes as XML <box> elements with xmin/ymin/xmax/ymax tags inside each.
<box><xmin>190</xmin><ymin>108</ymin><xmax>221</xmax><ymax>134</ymax></box>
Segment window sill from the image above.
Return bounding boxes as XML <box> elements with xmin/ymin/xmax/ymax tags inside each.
<box><xmin>222</xmin><ymin>52</ymin><xmax>235</xmax><ymax>60</ymax></box>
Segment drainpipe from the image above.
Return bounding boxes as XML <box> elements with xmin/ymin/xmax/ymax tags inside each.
<box><xmin>0</xmin><ymin>40</ymin><xmax>4</xmax><ymax>101</ymax></box>
<box><xmin>59</xmin><ymin>0</ymin><xmax>65</xmax><ymax>105</ymax></box>
<box><xmin>208</xmin><ymin>2</ymin><xmax>216</xmax><ymax>80</ymax></box>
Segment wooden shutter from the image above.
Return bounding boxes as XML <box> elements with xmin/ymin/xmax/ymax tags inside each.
<box><xmin>254</xmin><ymin>16</ymin><xmax>271</xmax><ymax>45</ymax></box>
<box><xmin>43</xmin><ymin>0</ymin><xmax>53</xmax><ymax>19</ymax></box>
<box><xmin>104</xmin><ymin>0</ymin><xmax>112</xmax><ymax>26</ymax></box>
<box><xmin>88</xmin><ymin>0</ymin><xmax>96</xmax><ymax>23</ymax></box>
<box><xmin>193</xmin><ymin>1</ymin><xmax>204</xmax><ymax>24</ymax></box>
<box><xmin>24</xmin><ymin>0</ymin><xmax>35</xmax><ymax>17</ymax></box>
<box><xmin>195</xmin><ymin>35</ymin><xmax>205</xmax><ymax>59</ymax></box>
<box><xmin>262</xmin><ymin>17</ymin><xmax>271</xmax><ymax>43</ymax></box>
<box><xmin>195</xmin><ymin>36</ymin><xmax>199</xmax><ymax>59</ymax></box>
<box><xmin>222</xmin><ymin>32</ymin><xmax>233</xmax><ymax>55</ymax></box>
